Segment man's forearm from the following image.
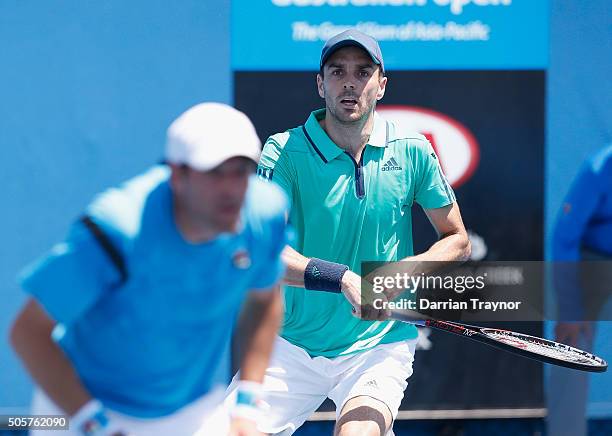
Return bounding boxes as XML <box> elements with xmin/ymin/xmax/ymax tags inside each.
<box><xmin>393</xmin><ymin>232</ymin><xmax>471</xmax><ymax>281</ymax></box>
<box><xmin>10</xmin><ymin>299</ymin><xmax>91</xmax><ymax>415</ymax></box>
<box><xmin>405</xmin><ymin>231</ymin><xmax>471</xmax><ymax>267</ymax></box>
<box><xmin>365</xmin><ymin>231</ymin><xmax>471</xmax><ymax>299</ymax></box>
<box><xmin>281</xmin><ymin>246</ymin><xmax>311</xmax><ymax>287</ymax></box>
<box><xmin>238</xmin><ymin>287</ymin><xmax>283</xmax><ymax>382</ymax></box>
<box><xmin>396</xmin><ymin>201</ymin><xmax>471</xmax><ymax>275</ymax></box>
<box><xmin>281</xmin><ymin>246</ymin><xmax>353</xmax><ymax>296</ymax></box>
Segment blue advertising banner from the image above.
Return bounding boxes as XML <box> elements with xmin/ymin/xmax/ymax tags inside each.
<box><xmin>232</xmin><ymin>0</ymin><xmax>549</xmax><ymax>70</ymax></box>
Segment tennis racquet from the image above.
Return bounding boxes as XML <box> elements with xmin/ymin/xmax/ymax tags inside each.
<box><xmin>390</xmin><ymin>310</ymin><xmax>608</xmax><ymax>373</ymax></box>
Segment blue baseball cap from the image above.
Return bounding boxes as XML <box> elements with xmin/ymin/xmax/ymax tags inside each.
<box><xmin>320</xmin><ymin>29</ymin><xmax>385</xmax><ymax>74</ymax></box>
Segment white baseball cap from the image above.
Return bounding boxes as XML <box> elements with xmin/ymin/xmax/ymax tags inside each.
<box><xmin>165</xmin><ymin>102</ymin><xmax>261</xmax><ymax>171</ymax></box>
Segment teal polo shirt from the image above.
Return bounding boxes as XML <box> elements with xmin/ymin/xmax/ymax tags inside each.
<box><xmin>258</xmin><ymin>108</ymin><xmax>455</xmax><ymax>357</ymax></box>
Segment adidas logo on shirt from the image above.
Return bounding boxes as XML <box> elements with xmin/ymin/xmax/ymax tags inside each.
<box><xmin>364</xmin><ymin>379</ymin><xmax>379</xmax><ymax>389</ymax></box>
<box><xmin>381</xmin><ymin>157</ymin><xmax>402</xmax><ymax>171</ymax></box>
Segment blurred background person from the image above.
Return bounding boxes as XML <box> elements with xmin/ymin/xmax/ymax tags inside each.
<box><xmin>549</xmin><ymin>144</ymin><xmax>612</xmax><ymax>436</ymax></box>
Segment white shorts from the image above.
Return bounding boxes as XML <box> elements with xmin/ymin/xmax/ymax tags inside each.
<box><xmin>30</xmin><ymin>386</ymin><xmax>229</xmax><ymax>436</ymax></box>
<box><xmin>226</xmin><ymin>336</ymin><xmax>417</xmax><ymax>436</ymax></box>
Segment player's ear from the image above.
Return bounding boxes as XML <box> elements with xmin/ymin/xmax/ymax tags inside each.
<box><xmin>169</xmin><ymin>163</ymin><xmax>187</xmax><ymax>193</ymax></box>
<box><xmin>376</xmin><ymin>73</ymin><xmax>387</xmax><ymax>101</ymax></box>
<box><xmin>317</xmin><ymin>73</ymin><xmax>325</xmax><ymax>99</ymax></box>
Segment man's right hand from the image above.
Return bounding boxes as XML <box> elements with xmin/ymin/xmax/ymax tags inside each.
<box><xmin>341</xmin><ymin>270</ymin><xmax>390</xmax><ymax>321</ymax></box>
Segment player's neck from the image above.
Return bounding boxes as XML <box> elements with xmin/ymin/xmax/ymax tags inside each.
<box><xmin>172</xmin><ymin>199</ymin><xmax>229</xmax><ymax>244</ymax></box>
<box><xmin>321</xmin><ymin>110</ymin><xmax>375</xmax><ymax>161</ymax></box>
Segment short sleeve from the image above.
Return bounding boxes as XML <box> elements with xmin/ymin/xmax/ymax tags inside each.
<box><xmin>19</xmin><ymin>221</ymin><xmax>122</xmax><ymax>325</ymax></box>
<box><xmin>248</xmin><ymin>188</ymin><xmax>289</xmax><ymax>291</ymax></box>
<box><xmin>413</xmin><ymin>140</ymin><xmax>456</xmax><ymax>209</ymax></box>
<box><xmin>257</xmin><ymin>134</ymin><xmax>294</xmax><ymax>207</ymax></box>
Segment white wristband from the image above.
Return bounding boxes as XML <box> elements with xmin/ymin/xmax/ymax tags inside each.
<box><xmin>231</xmin><ymin>381</ymin><xmax>264</xmax><ymax>422</ymax></box>
<box><xmin>70</xmin><ymin>399</ymin><xmax>114</xmax><ymax>436</ymax></box>
<box><xmin>71</xmin><ymin>399</ymin><xmax>104</xmax><ymax>429</ymax></box>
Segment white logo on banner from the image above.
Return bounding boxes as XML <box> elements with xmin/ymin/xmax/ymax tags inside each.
<box><xmin>291</xmin><ymin>21</ymin><xmax>490</xmax><ymax>41</ymax></box>
<box><xmin>377</xmin><ymin>105</ymin><xmax>480</xmax><ymax>188</ymax></box>
<box><xmin>272</xmin><ymin>0</ymin><xmax>512</xmax><ymax>16</ymax></box>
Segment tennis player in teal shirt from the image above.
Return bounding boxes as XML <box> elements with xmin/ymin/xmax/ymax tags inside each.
<box><xmin>229</xmin><ymin>29</ymin><xmax>471</xmax><ymax>436</ymax></box>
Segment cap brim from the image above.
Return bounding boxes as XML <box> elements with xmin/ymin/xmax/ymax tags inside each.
<box><xmin>320</xmin><ymin>40</ymin><xmax>381</xmax><ymax>69</ymax></box>
<box><xmin>167</xmin><ymin>150</ymin><xmax>259</xmax><ymax>172</ymax></box>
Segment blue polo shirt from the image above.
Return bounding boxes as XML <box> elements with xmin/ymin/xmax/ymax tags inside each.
<box><xmin>552</xmin><ymin>145</ymin><xmax>612</xmax><ymax>319</ymax></box>
<box><xmin>553</xmin><ymin>144</ymin><xmax>612</xmax><ymax>260</ymax></box>
<box><xmin>19</xmin><ymin>165</ymin><xmax>288</xmax><ymax>417</ymax></box>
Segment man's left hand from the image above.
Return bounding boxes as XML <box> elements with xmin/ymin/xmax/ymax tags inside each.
<box><xmin>228</xmin><ymin>417</ymin><xmax>264</xmax><ymax>436</ymax></box>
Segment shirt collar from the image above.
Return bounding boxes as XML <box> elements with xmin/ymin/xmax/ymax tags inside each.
<box><xmin>368</xmin><ymin>112</ymin><xmax>388</xmax><ymax>148</ymax></box>
<box><xmin>304</xmin><ymin>109</ymin><xmax>388</xmax><ymax>163</ymax></box>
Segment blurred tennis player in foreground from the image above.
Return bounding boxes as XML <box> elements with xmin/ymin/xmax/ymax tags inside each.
<box><xmin>10</xmin><ymin>103</ymin><xmax>288</xmax><ymax>436</ymax></box>
<box><xmin>227</xmin><ymin>29</ymin><xmax>471</xmax><ymax>435</ymax></box>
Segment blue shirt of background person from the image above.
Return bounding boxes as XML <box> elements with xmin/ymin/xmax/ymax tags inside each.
<box><xmin>552</xmin><ymin>144</ymin><xmax>612</xmax><ymax>337</ymax></box>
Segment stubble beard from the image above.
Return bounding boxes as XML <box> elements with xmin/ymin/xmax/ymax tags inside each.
<box><xmin>325</xmin><ymin>93</ymin><xmax>377</xmax><ymax>126</ymax></box>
